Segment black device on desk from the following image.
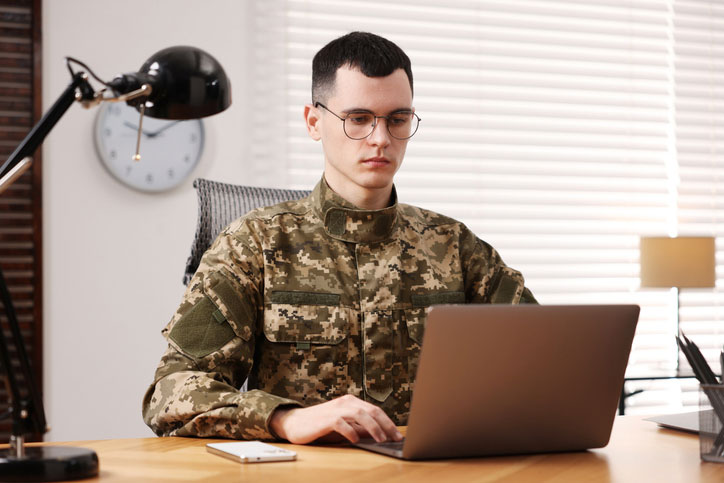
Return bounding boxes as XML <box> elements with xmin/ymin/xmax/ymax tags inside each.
<box><xmin>354</xmin><ymin>304</ymin><xmax>640</xmax><ymax>460</ymax></box>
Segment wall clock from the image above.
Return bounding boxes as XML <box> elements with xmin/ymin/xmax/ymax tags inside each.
<box><xmin>93</xmin><ymin>102</ymin><xmax>204</xmax><ymax>193</ymax></box>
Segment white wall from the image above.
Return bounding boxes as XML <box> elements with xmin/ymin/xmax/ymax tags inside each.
<box><xmin>42</xmin><ymin>0</ymin><xmax>257</xmax><ymax>441</ymax></box>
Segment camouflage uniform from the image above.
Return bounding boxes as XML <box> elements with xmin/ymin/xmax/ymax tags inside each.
<box><xmin>142</xmin><ymin>178</ymin><xmax>536</xmax><ymax>440</ymax></box>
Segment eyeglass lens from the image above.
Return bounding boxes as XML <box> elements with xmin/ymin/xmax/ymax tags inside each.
<box><xmin>344</xmin><ymin>112</ymin><xmax>419</xmax><ymax>140</ymax></box>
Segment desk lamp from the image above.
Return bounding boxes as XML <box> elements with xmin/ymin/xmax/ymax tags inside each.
<box><xmin>0</xmin><ymin>45</ymin><xmax>231</xmax><ymax>481</ymax></box>
<box><xmin>640</xmin><ymin>236</ymin><xmax>716</xmax><ymax>371</ymax></box>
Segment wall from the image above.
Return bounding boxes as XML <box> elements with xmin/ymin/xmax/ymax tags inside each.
<box><xmin>42</xmin><ymin>0</ymin><xmax>256</xmax><ymax>440</ymax></box>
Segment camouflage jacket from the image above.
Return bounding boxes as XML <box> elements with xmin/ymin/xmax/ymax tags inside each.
<box><xmin>142</xmin><ymin>178</ymin><xmax>536</xmax><ymax>440</ymax></box>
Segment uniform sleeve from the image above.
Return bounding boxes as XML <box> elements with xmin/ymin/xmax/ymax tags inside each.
<box><xmin>458</xmin><ymin>225</ymin><xmax>537</xmax><ymax>304</ymax></box>
<box><xmin>141</xmin><ymin>221</ymin><xmax>302</xmax><ymax>440</ymax></box>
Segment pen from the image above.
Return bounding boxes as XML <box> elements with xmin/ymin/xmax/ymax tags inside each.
<box><xmin>676</xmin><ymin>336</ymin><xmax>713</xmax><ymax>384</ymax></box>
<box><xmin>682</xmin><ymin>333</ymin><xmax>719</xmax><ymax>384</ymax></box>
<box><xmin>678</xmin><ymin>332</ymin><xmax>724</xmax><ymax>456</ymax></box>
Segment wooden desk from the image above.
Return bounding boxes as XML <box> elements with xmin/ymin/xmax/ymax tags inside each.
<box><xmin>13</xmin><ymin>416</ymin><xmax>724</xmax><ymax>482</ymax></box>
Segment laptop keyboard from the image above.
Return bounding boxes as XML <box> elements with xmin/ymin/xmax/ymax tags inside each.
<box><xmin>362</xmin><ymin>438</ymin><xmax>405</xmax><ymax>450</ymax></box>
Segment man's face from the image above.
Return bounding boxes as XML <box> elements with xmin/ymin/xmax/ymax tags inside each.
<box><xmin>305</xmin><ymin>66</ymin><xmax>413</xmax><ymax>206</ymax></box>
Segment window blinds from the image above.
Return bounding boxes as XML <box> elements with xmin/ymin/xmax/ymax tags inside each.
<box><xmin>673</xmin><ymin>0</ymin><xmax>724</xmax><ymax>409</ymax></box>
<box><xmin>251</xmin><ymin>0</ymin><xmax>722</xmax><ymax>414</ymax></box>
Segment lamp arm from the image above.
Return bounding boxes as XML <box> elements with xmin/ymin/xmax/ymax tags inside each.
<box><xmin>0</xmin><ymin>70</ymin><xmax>96</xmax><ymax>440</ymax></box>
<box><xmin>0</xmin><ymin>71</ymin><xmax>93</xmax><ymax>193</ymax></box>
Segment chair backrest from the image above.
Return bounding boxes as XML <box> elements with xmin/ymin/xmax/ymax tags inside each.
<box><xmin>183</xmin><ymin>179</ymin><xmax>311</xmax><ymax>285</ymax></box>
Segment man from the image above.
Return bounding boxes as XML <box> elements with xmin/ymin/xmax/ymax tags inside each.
<box><xmin>142</xmin><ymin>32</ymin><xmax>536</xmax><ymax>445</ymax></box>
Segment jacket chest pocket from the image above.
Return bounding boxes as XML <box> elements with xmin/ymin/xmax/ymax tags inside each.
<box><xmin>263</xmin><ymin>291</ymin><xmax>349</xmax><ymax>345</ymax></box>
<box><xmin>258</xmin><ymin>292</ymin><xmax>351</xmax><ymax>401</ymax></box>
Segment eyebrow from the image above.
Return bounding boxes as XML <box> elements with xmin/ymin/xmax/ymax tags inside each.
<box><xmin>341</xmin><ymin>107</ymin><xmax>414</xmax><ymax>115</ymax></box>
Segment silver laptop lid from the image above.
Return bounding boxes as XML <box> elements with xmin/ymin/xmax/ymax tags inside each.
<box><xmin>402</xmin><ymin>304</ymin><xmax>639</xmax><ymax>459</ymax></box>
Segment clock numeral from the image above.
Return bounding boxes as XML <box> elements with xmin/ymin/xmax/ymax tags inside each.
<box><xmin>190</xmin><ymin>133</ymin><xmax>198</xmax><ymax>143</ymax></box>
<box><xmin>110</xmin><ymin>150</ymin><xmax>117</xmax><ymax>160</ymax></box>
<box><xmin>168</xmin><ymin>169</ymin><xmax>175</xmax><ymax>179</ymax></box>
<box><xmin>125</xmin><ymin>166</ymin><xmax>132</xmax><ymax>177</ymax></box>
<box><xmin>146</xmin><ymin>173</ymin><xmax>154</xmax><ymax>184</ymax></box>
<box><xmin>104</xmin><ymin>128</ymin><xmax>112</xmax><ymax>137</ymax></box>
<box><xmin>184</xmin><ymin>155</ymin><xmax>191</xmax><ymax>163</ymax></box>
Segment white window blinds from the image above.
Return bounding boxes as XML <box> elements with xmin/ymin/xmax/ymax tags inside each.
<box><xmin>250</xmin><ymin>0</ymin><xmax>723</xmax><ymax>415</ymax></box>
<box><xmin>673</xmin><ymin>0</ymin><xmax>724</xmax><ymax>408</ymax></box>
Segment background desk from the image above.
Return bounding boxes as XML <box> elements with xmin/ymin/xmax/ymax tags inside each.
<box><xmin>620</xmin><ymin>372</ymin><xmax>703</xmax><ymax>414</ymax></box>
<box><xmin>13</xmin><ymin>416</ymin><xmax>724</xmax><ymax>482</ymax></box>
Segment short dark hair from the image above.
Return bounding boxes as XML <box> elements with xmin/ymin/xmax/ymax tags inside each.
<box><xmin>311</xmin><ymin>31</ymin><xmax>413</xmax><ymax>103</ymax></box>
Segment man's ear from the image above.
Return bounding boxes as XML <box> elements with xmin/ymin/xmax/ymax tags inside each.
<box><xmin>304</xmin><ymin>104</ymin><xmax>322</xmax><ymax>141</ymax></box>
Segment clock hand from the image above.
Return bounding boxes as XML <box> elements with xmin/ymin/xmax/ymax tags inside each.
<box><xmin>132</xmin><ymin>104</ymin><xmax>146</xmax><ymax>161</ymax></box>
<box><xmin>123</xmin><ymin>121</ymin><xmax>154</xmax><ymax>137</ymax></box>
<box><xmin>146</xmin><ymin>120</ymin><xmax>182</xmax><ymax>137</ymax></box>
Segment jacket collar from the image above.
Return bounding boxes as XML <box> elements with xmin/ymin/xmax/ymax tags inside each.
<box><xmin>311</xmin><ymin>177</ymin><xmax>398</xmax><ymax>244</ymax></box>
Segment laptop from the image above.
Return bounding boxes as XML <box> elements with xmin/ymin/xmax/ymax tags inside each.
<box><xmin>354</xmin><ymin>304</ymin><xmax>640</xmax><ymax>460</ymax></box>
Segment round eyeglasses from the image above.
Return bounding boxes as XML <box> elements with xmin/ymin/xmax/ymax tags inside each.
<box><xmin>314</xmin><ymin>102</ymin><xmax>421</xmax><ymax>140</ymax></box>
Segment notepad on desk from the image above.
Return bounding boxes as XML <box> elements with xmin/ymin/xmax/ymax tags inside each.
<box><xmin>645</xmin><ymin>410</ymin><xmax>707</xmax><ymax>434</ymax></box>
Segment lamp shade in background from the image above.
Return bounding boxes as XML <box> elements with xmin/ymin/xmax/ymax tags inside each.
<box><xmin>108</xmin><ymin>45</ymin><xmax>232</xmax><ymax>120</ymax></box>
<box><xmin>640</xmin><ymin>237</ymin><xmax>716</xmax><ymax>288</ymax></box>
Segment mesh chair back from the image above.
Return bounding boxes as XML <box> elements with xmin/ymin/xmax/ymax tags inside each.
<box><xmin>183</xmin><ymin>179</ymin><xmax>311</xmax><ymax>285</ymax></box>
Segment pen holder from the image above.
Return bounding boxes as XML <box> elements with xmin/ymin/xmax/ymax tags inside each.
<box><xmin>699</xmin><ymin>384</ymin><xmax>724</xmax><ymax>463</ymax></box>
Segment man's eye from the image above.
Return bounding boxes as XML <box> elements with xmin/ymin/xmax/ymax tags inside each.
<box><xmin>347</xmin><ymin>115</ymin><xmax>373</xmax><ymax>125</ymax></box>
<box><xmin>390</xmin><ymin>115</ymin><xmax>411</xmax><ymax>125</ymax></box>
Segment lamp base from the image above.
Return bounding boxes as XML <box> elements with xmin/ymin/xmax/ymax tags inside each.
<box><xmin>0</xmin><ymin>446</ymin><xmax>98</xmax><ymax>482</ymax></box>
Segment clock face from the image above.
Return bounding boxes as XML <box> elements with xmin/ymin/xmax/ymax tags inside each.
<box><xmin>94</xmin><ymin>102</ymin><xmax>204</xmax><ymax>193</ymax></box>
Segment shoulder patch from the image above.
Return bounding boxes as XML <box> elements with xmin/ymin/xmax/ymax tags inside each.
<box><xmin>489</xmin><ymin>268</ymin><xmax>525</xmax><ymax>304</ymax></box>
<box><xmin>168</xmin><ymin>295</ymin><xmax>236</xmax><ymax>359</ymax></box>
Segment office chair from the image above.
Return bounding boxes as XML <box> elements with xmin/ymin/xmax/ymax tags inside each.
<box><xmin>183</xmin><ymin>178</ymin><xmax>310</xmax><ymax>285</ymax></box>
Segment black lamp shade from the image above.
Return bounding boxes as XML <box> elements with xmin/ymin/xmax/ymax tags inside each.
<box><xmin>137</xmin><ymin>46</ymin><xmax>231</xmax><ymax>120</ymax></box>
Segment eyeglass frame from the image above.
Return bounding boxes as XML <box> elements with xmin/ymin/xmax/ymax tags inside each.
<box><xmin>313</xmin><ymin>102</ymin><xmax>421</xmax><ymax>140</ymax></box>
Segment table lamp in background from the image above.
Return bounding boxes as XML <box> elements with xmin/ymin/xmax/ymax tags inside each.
<box><xmin>0</xmin><ymin>46</ymin><xmax>231</xmax><ymax>481</ymax></box>
<box><xmin>640</xmin><ymin>236</ymin><xmax>716</xmax><ymax>372</ymax></box>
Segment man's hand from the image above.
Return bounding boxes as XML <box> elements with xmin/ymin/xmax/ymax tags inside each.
<box><xmin>269</xmin><ymin>394</ymin><xmax>403</xmax><ymax>444</ymax></box>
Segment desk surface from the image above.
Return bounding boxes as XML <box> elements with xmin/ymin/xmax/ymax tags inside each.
<box><xmin>14</xmin><ymin>416</ymin><xmax>724</xmax><ymax>482</ymax></box>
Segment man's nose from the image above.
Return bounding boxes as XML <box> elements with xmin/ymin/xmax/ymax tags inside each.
<box><xmin>367</xmin><ymin>117</ymin><xmax>391</xmax><ymax>147</ymax></box>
